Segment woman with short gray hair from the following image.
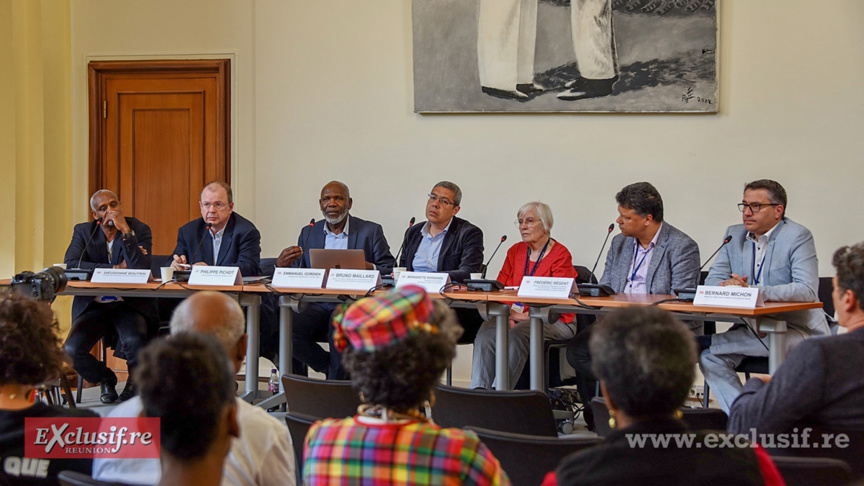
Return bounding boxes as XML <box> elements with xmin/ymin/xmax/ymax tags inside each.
<box><xmin>544</xmin><ymin>307</ymin><xmax>783</xmax><ymax>485</ymax></box>
<box><xmin>470</xmin><ymin>201</ymin><xmax>577</xmax><ymax>389</ymax></box>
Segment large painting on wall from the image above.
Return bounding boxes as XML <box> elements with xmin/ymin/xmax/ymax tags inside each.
<box><xmin>413</xmin><ymin>0</ymin><xmax>718</xmax><ymax>113</ymax></box>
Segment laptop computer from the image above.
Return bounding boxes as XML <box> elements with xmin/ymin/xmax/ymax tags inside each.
<box><xmin>308</xmin><ymin>249</ymin><xmax>367</xmax><ymax>270</ymax></box>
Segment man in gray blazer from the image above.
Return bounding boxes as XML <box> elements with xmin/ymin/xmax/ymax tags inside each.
<box><xmin>700</xmin><ymin>179</ymin><xmax>830</xmax><ymax>413</ymax></box>
<box><xmin>569</xmin><ymin>181</ymin><xmax>700</xmax><ymax>429</ymax></box>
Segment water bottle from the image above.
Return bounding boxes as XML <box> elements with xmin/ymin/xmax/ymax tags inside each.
<box><xmin>268</xmin><ymin>368</ymin><xmax>279</xmax><ymax>394</ymax></box>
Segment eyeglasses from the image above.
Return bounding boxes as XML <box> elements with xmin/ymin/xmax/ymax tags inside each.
<box><xmin>514</xmin><ymin>218</ymin><xmax>540</xmax><ymax>228</ymax></box>
<box><xmin>428</xmin><ymin>194</ymin><xmax>455</xmax><ymax>207</ymax></box>
<box><xmin>737</xmin><ymin>202</ymin><xmax>778</xmax><ymax>213</ymax></box>
<box><xmin>201</xmin><ymin>201</ymin><xmax>228</xmax><ymax>210</ymax></box>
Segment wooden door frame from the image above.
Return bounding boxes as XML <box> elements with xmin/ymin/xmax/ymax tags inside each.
<box><xmin>87</xmin><ymin>59</ymin><xmax>231</xmax><ymax>196</ymax></box>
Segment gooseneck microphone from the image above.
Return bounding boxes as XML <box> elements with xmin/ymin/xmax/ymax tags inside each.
<box><xmin>698</xmin><ymin>234</ymin><xmax>733</xmax><ymax>273</ymax></box>
<box><xmin>66</xmin><ymin>219</ymin><xmax>104</xmax><ymax>281</ymax></box>
<box><xmin>588</xmin><ymin>223</ymin><xmax>615</xmax><ymax>281</ymax></box>
<box><xmin>577</xmin><ymin>224</ymin><xmax>617</xmax><ymax>297</ymax></box>
<box><xmin>300</xmin><ymin>218</ymin><xmax>316</xmax><ymax>268</ymax></box>
<box><xmin>393</xmin><ymin>217</ymin><xmax>416</xmax><ymax>267</ymax></box>
<box><xmin>467</xmin><ymin>234</ymin><xmax>508</xmax><ymax>292</ymax></box>
<box><xmin>674</xmin><ymin>234</ymin><xmax>734</xmax><ymax>301</ymax></box>
<box><xmin>481</xmin><ymin>235</ymin><xmax>508</xmax><ymax>279</ymax></box>
<box><xmin>190</xmin><ymin>223</ymin><xmax>214</xmax><ymax>264</ymax></box>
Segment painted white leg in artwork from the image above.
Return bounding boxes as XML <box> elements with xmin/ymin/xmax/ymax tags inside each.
<box><xmin>570</xmin><ymin>0</ymin><xmax>618</xmax><ymax>79</ymax></box>
<box><xmin>478</xmin><ymin>0</ymin><xmax>538</xmax><ymax>90</ymax></box>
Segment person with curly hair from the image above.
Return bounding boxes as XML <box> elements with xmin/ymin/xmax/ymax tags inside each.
<box><xmin>0</xmin><ymin>293</ymin><xmax>98</xmax><ymax>485</ymax></box>
<box><xmin>302</xmin><ymin>285</ymin><xmax>510</xmax><ymax>486</ymax></box>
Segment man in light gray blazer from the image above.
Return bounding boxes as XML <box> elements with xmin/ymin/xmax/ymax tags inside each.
<box><xmin>700</xmin><ymin>179</ymin><xmax>830</xmax><ymax>413</ymax></box>
<box><xmin>568</xmin><ymin>181</ymin><xmax>700</xmax><ymax>430</ymax></box>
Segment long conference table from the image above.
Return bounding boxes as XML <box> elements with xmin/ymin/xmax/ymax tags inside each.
<box><xmin>35</xmin><ymin>280</ymin><xmax>820</xmax><ymax>409</ymax></box>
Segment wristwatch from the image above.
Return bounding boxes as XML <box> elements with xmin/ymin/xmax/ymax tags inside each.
<box><xmin>121</xmin><ymin>230</ymin><xmax>136</xmax><ymax>240</ymax></box>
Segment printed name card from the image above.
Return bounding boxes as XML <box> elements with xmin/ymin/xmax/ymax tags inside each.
<box><xmin>325</xmin><ymin>269</ymin><xmax>381</xmax><ymax>291</ymax></box>
<box><xmin>188</xmin><ymin>266</ymin><xmax>242</xmax><ymax>286</ymax></box>
<box><xmin>91</xmin><ymin>268</ymin><xmax>152</xmax><ymax>284</ymax></box>
<box><xmin>517</xmin><ymin>277</ymin><xmax>575</xmax><ymax>299</ymax></box>
<box><xmin>395</xmin><ymin>272</ymin><xmax>451</xmax><ymax>293</ymax></box>
<box><xmin>272</xmin><ymin>268</ymin><xmax>326</xmax><ymax>289</ymax></box>
<box><xmin>693</xmin><ymin>285</ymin><xmax>765</xmax><ymax>308</ymax></box>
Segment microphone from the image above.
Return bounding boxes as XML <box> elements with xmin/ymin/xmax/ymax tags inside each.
<box><xmin>481</xmin><ymin>235</ymin><xmax>507</xmax><ymax>279</ymax></box>
<box><xmin>299</xmin><ymin>218</ymin><xmax>315</xmax><ymax>268</ymax></box>
<box><xmin>189</xmin><ymin>222</ymin><xmax>214</xmax><ymax>264</ymax></box>
<box><xmin>576</xmin><ymin>224</ymin><xmax>617</xmax><ymax>297</ymax></box>
<box><xmin>393</xmin><ymin>217</ymin><xmax>416</xmax><ymax>267</ymax></box>
<box><xmin>467</xmin><ymin>234</ymin><xmax>508</xmax><ymax>292</ymax></box>
<box><xmin>66</xmin><ymin>219</ymin><xmax>104</xmax><ymax>281</ymax></box>
<box><xmin>674</xmin><ymin>234</ymin><xmax>734</xmax><ymax>301</ymax></box>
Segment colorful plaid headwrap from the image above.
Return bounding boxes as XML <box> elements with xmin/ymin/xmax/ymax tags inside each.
<box><xmin>332</xmin><ymin>285</ymin><xmax>438</xmax><ymax>352</ymax></box>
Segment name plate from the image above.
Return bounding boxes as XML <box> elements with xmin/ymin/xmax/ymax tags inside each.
<box><xmin>91</xmin><ymin>268</ymin><xmax>151</xmax><ymax>284</ymax></box>
<box><xmin>693</xmin><ymin>285</ymin><xmax>765</xmax><ymax>308</ymax></box>
<box><xmin>395</xmin><ymin>272</ymin><xmax>451</xmax><ymax>293</ymax></box>
<box><xmin>272</xmin><ymin>268</ymin><xmax>326</xmax><ymax>289</ymax></box>
<box><xmin>325</xmin><ymin>269</ymin><xmax>381</xmax><ymax>291</ymax></box>
<box><xmin>517</xmin><ymin>277</ymin><xmax>575</xmax><ymax>299</ymax></box>
<box><xmin>188</xmin><ymin>266</ymin><xmax>242</xmax><ymax>286</ymax></box>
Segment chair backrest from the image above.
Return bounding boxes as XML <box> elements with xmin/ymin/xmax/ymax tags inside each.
<box><xmin>767</xmin><ymin>427</ymin><xmax>864</xmax><ymax>480</ymax></box>
<box><xmin>432</xmin><ymin>385</ymin><xmax>558</xmax><ymax>437</ymax></box>
<box><xmin>284</xmin><ymin>411</ymin><xmax>321</xmax><ymax>486</ymax></box>
<box><xmin>771</xmin><ymin>456</ymin><xmax>852</xmax><ymax>486</ymax></box>
<box><xmin>149</xmin><ymin>254</ymin><xmax>174</xmax><ymax>275</ymax></box>
<box><xmin>591</xmin><ymin>397</ymin><xmax>728</xmax><ymax>437</ymax></box>
<box><xmin>259</xmin><ymin>257</ymin><xmax>278</xmax><ymax>277</ymax></box>
<box><xmin>573</xmin><ymin>265</ymin><xmax>598</xmax><ymax>285</ymax></box>
<box><xmin>281</xmin><ymin>373</ymin><xmax>361</xmax><ymax>419</ymax></box>
<box><xmin>466</xmin><ymin>426</ymin><xmax>601</xmax><ymax>486</ymax></box>
<box><xmin>58</xmin><ymin>470</ymin><xmax>133</xmax><ymax>486</ymax></box>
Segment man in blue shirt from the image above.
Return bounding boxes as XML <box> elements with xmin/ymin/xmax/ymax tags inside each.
<box><xmin>400</xmin><ymin>181</ymin><xmax>485</xmax><ymax>342</ymax></box>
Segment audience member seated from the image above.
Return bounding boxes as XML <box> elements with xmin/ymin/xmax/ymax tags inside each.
<box><xmin>303</xmin><ymin>285</ymin><xmax>510</xmax><ymax>485</ymax></box>
<box><xmin>0</xmin><ymin>293</ymin><xmax>99</xmax><ymax>485</ymax></box>
<box><xmin>543</xmin><ymin>307</ymin><xmax>784</xmax><ymax>486</ymax></box>
<box><xmin>729</xmin><ymin>242</ymin><xmax>864</xmax><ymax>435</ymax></box>
<box><xmin>137</xmin><ymin>333</ymin><xmax>238</xmax><ymax>486</ymax></box>
<box><xmin>471</xmin><ymin>201</ymin><xmax>577</xmax><ymax>390</ymax></box>
<box><xmin>93</xmin><ymin>291</ymin><xmax>295</xmax><ymax>485</ymax></box>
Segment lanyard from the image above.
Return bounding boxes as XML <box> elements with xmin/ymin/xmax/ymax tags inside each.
<box><xmin>627</xmin><ymin>242</ymin><xmax>652</xmax><ymax>287</ymax></box>
<box><xmin>751</xmin><ymin>242</ymin><xmax>767</xmax><ymax>286</ymax></box>
<box><xmin>524</xmin><ymin>239</ymin><xmax>550</xmax><ymax>277</ymax></box>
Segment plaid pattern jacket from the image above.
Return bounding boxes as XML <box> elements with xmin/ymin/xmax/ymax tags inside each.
<box><xmin>304</xmin><ymin>416</ymin><xmax>510</xmax><ymax>485</ymax></box>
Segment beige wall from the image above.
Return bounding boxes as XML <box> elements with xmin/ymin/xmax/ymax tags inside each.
<box><xmin>3</xmin><ymin>0</ymin><xmax>863</xmax><ymax>377</ymax></box>
<box><xmin>61</xmin><ymin>0</ymin><xmax>864</xmax><ymax>278</ymax></box>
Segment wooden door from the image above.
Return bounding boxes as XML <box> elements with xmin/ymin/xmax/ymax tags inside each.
<box><xmin>89</xmin><ymin>60</ymin><xmax>230</xmax><ymax>255</ymax></box>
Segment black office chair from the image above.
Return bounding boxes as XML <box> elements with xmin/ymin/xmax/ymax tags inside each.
<box><xmin>767</xmin><ymin>428</ymin><xmax>864</xmax><ymax>481</ymax></box>
<box><xmin>771</xmin><ymin>456</ymin><xmax>852</xmax><ymax>485</ymax></box>
<box><xmin>58</xmin><ymin>470</ymin><xmax>135</xmax><ymax>486</ymax></box>
<box><xmin>465</xmin><ymin>426</ymin><xmax>602</xmax><ymax>486</ymax></box>
<box><xmin>284</xmin><ymin>411</ymin><xmax>320</xmax><ymax>486</ymax></box>
<box><xmin>281</xmin><ymin>373</ymin><xmax>361</xmax><ymax>419</ymax></box>
<box><xmin>432</xmin><ymin>385</ymin><xmax>558</xmax><ymax>437</ymax></box>
<box><xmin>591</xmin><ymin>397</ymin><xmax>728</xmax><ymax>438</ymax></box>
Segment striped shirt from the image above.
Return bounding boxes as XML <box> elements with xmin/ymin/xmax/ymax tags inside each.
<box><xmin>304</xmin><ymin>416</ymin><xmax>510</xmax><ymax>485</ymax></box>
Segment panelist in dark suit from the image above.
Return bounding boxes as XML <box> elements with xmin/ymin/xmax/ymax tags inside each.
<box><xmin>567</xmin><ymin>182</ymin><xmax>700</xmax><ymax>430</ymax></box>
<box><xmin>399</xmin><ymin>181</ymin><xmax>485</xmax><ymax>342</ymax></box>
<box><xmin>63</xmin><ymin>189</ymin><xmax>157</xmax><ymax>404</ymax></box>
<box><xmin>276</xmin><ymin>181</ymin><xmax>395</xmax><ymax>379</ymax></box>
<box><xmin>170</xmin><ymin>181</ymin><xmax>261</xmax><ymax>277</ymax></box>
